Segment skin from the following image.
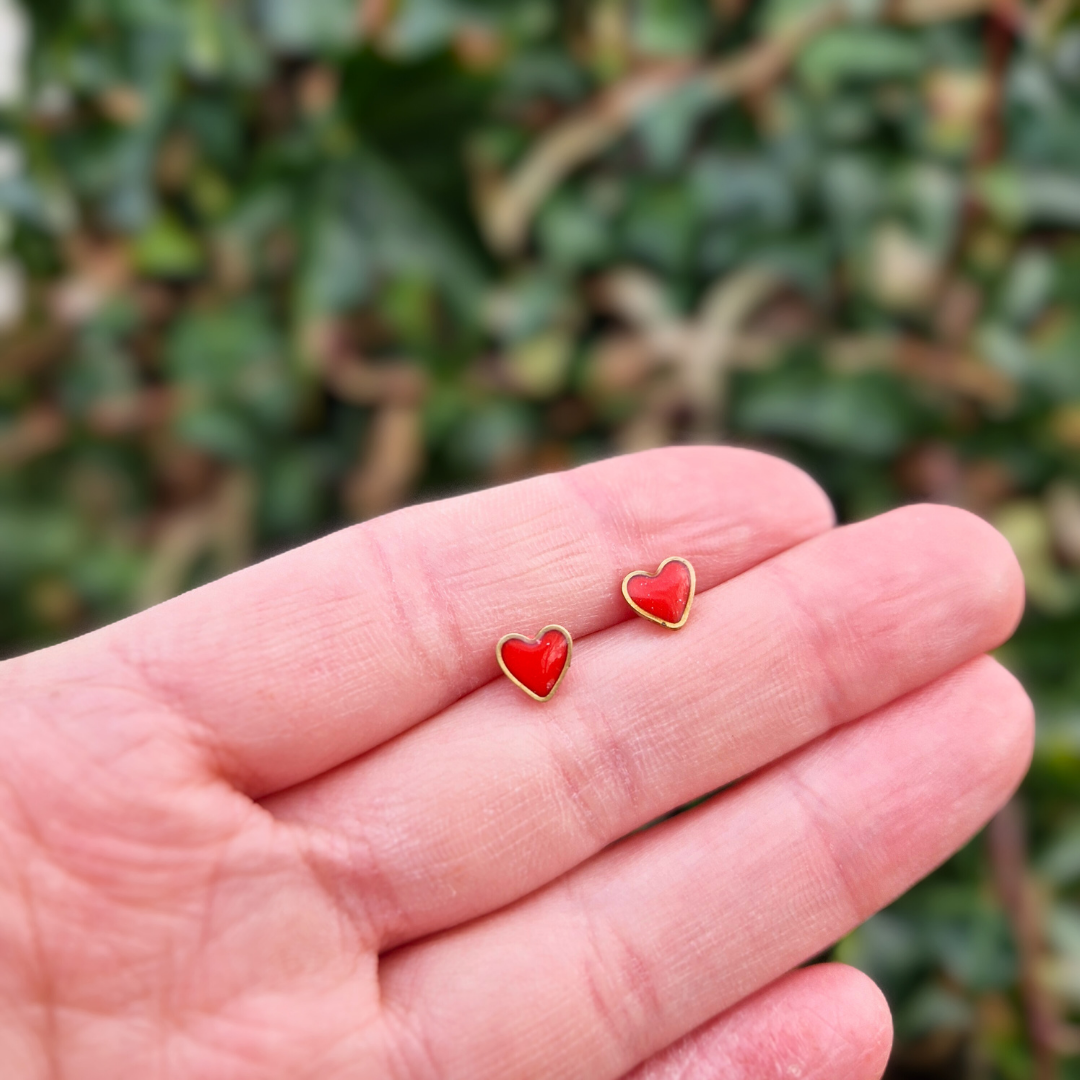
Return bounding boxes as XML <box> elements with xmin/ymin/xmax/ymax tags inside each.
<box><xmin>0</xmin><ymin>446</ymin><xmax>1032</xmax><ymax>1080</ymax></box>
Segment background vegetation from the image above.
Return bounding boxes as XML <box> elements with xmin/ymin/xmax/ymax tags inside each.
<box><xmin>2</xmin><ymin>0</ymin><xmax>1080</xmax><ymax>1075</ymax></box>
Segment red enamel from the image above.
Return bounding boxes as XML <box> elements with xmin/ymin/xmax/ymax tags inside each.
<box><xmin>499</xmin><ymin>629</ymin><xmax>569</xmax><ymax>699</ymax></box>
<box><xmin>626</xmin><ymin>560</ymin><xmax>692</xmax><ymax>625</ymax></box>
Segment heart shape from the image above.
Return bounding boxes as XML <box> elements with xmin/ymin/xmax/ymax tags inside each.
<box><xmin>497</xmin><ymin>625</ymin><xmax>572</xmax><ymax>701</ymax></box>
<box><xmin>622</xmin><ymin>557</ymin><xmax>696</xmax><ymax>629</ymax></box>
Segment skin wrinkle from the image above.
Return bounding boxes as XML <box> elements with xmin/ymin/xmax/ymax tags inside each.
<box><xmin>15</xmin><ymin>672</ymin><xmax>184</xmax><ymax>777</ymax></box>
<box><xmin>361</xmin><ymin>525</ymin><xmax>424</xmax><ymax>673</ymax></box>
<box><xmin>501</xmin><ymin>526</ymin><xmax>605</xmax><ymax>609</ymax></box>
<box><xmin>562</xmin><ymin>450</ymin><xmax>833</xmax><ymax>572</ymax></box>
<box><xmin>0</xmin><ymin>781</ymin><xmax>61</xmax><ymax>1080</ymax></box>
<box><xmin>422</xmin><ymin>500</ymin><xmax>593</xmax><ymax>643</ymax></box>
<box><xmin>795</xmin><ymin>997</ymin><xmax>887</xmax><ymax>1080</ymax></box>
<box><xmin>120</xmin><ymin>529</ymin><xmax>394</xmax><ymax>716</ymax></box>
<box><xmin>164</xmin><ymin>989</ymin><xmax>364</xmax><ymax>1080</ymax></box>
<box><xmin>368</xmin><ymin>524</ymin><xmax>465</xmax><ymax>694</ymax></box>
<box><xmin>530</xmin><ymin>700</ymin><xmax>612</xmax><ymax>854</ymax></box>
<box><xmin>100</xmin><ymin>633</ymin><xmax>259</xmax><ymax>793</ymax></box>
<box><xmin>21</xmin><ymin>774</ymin><xmax>228</xmax><ymax>902</ymax></box>
<box><xmin>102</xmin><ymin>542</ymin><xmax>400</xmax><ymax>785</ymax></box>
<box><xmin>285</xmin><ymin>824</ymin><xmax>379</xmax><ymax>964</ymax></box>
<box><xmin>179</xmin><ymin>811</ymin><xmax>279</xmax><ymax>1015</ymax></box>
<box><xmin>560</xmin><ymin>467</ymin><xmax>649</xmax><ymax>575</ymax></box>
<box><xmin>265</xmin><ymin>583</ymin><xmax>402</xmax><ymax>689</ymax></box>
<box><xmin>9</xmin><ymin>711</ymin><xmax>172</xmax><ymax>881</ymax></box>
<box><xmin>380</xmin><ymin>976</ymin><xmax>452</xmax><ymax>1080</ymax></box>
<box><xmin>43</xmin><ymin>833</ymin><xmax>225</xmax><ymax>1004</ymax></box>
<box><xmin>165</xmin><ymin>858</ymin><xmax>220</xmax><ymax>1027</ymax></box>
<box><xmin>159</xmin><ymin>904</ymin><xmax>377</xmax><ymax>1077</ymax></box>
<box><xmin>566</xmin><ymin>464</ymin><xmax>726</xmax><ymax>591</ymax></box>
<box><xmin>602</xmin><ymin>608</ymin><xmax>756</xmax><ymax>773</ymax></box>
<box><xmin>565</xmin><ymin>463</ymin><xmax>730</xmax><ymax>604</ymax></box>
<box><xmin>6</xmin><ymin>673</ymin><xmax>365</xmax><ymax>1071</ymax></box>
<box><xmin>311</xmin><ymin>806</ymin><xmax>423</xmax><ymax>950</ymax></box>
<box><xmin>539</xmin><ymin>687</ymin><xmax>644</xmax><ymax>852</ymax></box>
<box><xmin>269</xmin><ymin>740</ymin><xmax>456</xmax><ymax>949</ymax></box>
<box><xmin>757</xmin><ymin>560</ymin><xmax>850</xmax><ymax>736</ymax></box>
<box><xmin>295</xmin><ymin>539</ymin><xmax>434</xmax><ymax>716</ymax></box>
<box><xmin>563</xmin><ymin>873</ymin><xmax>665</xmax><ymax>1076</ymax></box>
<box><xmin>714</xmin><ymin>618</ymin><xmax>818</xmax><ymax>762</ymax></box>
<box><xmin>516</xmin><ymin>719</ymin><xmax>601</xmax><ymax>863</ymax></box>
<box><xmin>438</xmin><ymin>498</ymin><xmax>615</xmax><ymax>645</ymax></box>
<box><xmin>714</xmin><ymin>1019</ymin><xmax>839</xmax><ymax>1079</ymax></box>
<box><xmin>778</xmin><ymin>764</ymin><xmax>867</xmax><ymax>930</ymax></box>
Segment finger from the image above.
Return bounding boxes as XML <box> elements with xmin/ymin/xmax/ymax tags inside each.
<box><xmin>270</xmin><ymin>505</ymin><xmax>1023</xmax><ymax>946</ymax></box>
<box><xmin>623</xmin><ymin>964</ymin><xmax>892</xmax><ymax>1080</ymax></box>
<box><xmin>9</xmin><ymin>448</ymin><xmax>833</xmax><ymax>795</ymax></box>
<box><xmin>378</xmin><ymin>657</ymin><xmax>1033</xmax><ymax>1080</ymax></box>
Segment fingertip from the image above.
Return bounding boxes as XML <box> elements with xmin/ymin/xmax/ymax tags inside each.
<box><xmin>620</xmin><ymin>961</ymin><xmax>894</xmax><ymax>1080</ymax></box>
<box><xmin>874</xmin><ymin>503</ymin><xmax>1026</xmax><ymax>646</ymax></box>
<box><xmin>963</xmin><ymin>655</ymin><xmax>1036</xmax><ymax>807</ymax></box>
<box><xmin>602</xmin><ymin>444</ymin><xmax>836</xmax><ymax>536</ymax></box>
<box><xmin>927</xmin><ymin>504</ymin><xmax>1026</xmax><ymax>637</ymax></box>
<box><xmin>802</xmin><ymin>964</ymin><xmax>894</xmax><ymax>1079</ymax></box>
<box><xmin>726</xmin><ymin>446</ymin><xmax>837</xmax><ymax>534</ymax></box>
<box><xmin>653</xmin><ymin>963</ymin><xmax>894</xmax><ymax>1080</ymax></box>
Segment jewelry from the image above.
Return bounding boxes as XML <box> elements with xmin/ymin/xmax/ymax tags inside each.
<box><xmin>497</xmin><ymin>625</ymin><xmax>573</xmax><ymax>702</ymax></box>
<box><xmin>622</xmin><ymin>557</ymin><xmax>696</xmax><ymax>629</ymax></box>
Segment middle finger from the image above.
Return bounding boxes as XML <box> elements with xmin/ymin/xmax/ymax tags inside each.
<box><xmin>268</xmin><ymin>505</ymin><xmax>1022</xmax><ymax>948</ymax></box>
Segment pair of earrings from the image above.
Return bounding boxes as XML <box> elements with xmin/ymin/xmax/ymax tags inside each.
<box><xmin>496</xmin><ymin>557</ymin><xmax>696</xmax><ymax>702</ymax></box>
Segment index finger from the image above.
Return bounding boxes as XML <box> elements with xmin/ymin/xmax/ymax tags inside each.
<box><xmin>13</xmin><ymin>448</ymin><xmax>833</xmax><ymax>795</ymax></box>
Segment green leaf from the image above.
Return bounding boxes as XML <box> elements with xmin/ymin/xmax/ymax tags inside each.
<box><xmin>632</xmin><ymin>0</ymin><xmax>708</xmax><ymax>58</ymax></box>
<box><xmin>797</xmin><ymin>27</ymin><xmax>925</xmax><ymax>91</ymax></box>
<box><xmin>978</xmin><ymin>166</ymin><xmax>1080</xmax><ymax>228</ymax></box>
<box><xmin>132</xmin><ymin>214</ymin><xmax>203</xmax><ymax>277</ymax></box>
<box><xmin>165</xmin><ymin>303</ymin><xmax>297</xmax><ymax>430</ymax></box>
<box><xmin>254</xmin><ymin>0</ymin><xmax>360</xmax><ymax>53</ymax></box>
<box><xmin>732</xmin><ymin>366</ymin><xmax>915</xmax><ymax>457</ymax></box>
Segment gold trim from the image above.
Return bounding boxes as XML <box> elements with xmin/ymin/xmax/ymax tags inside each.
<box><xmin>621</xmin><ymin>557</ymin><xmax>696</xmax><ymax>630</ymax></box>
<box><xmin>496</xmin><ymin>624</ymin><xmax>573</xmax><ymax>702</ymax></box>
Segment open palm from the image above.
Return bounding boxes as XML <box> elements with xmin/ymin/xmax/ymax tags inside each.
<box><xmin>0</xmin><ymin>447</ymin><xmax>1031</xmax><ymax>1079</ymax></box>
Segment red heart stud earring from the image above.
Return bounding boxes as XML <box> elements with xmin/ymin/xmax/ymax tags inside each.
<box><xmin>622</xmin><ymin>557</ymin><xmax>696</xmax><ymax>629</ymax></box>
<box><xmin>497</xmin><ymin>625</ymin><xmax>573</xmax><ymax>701</ymax></box>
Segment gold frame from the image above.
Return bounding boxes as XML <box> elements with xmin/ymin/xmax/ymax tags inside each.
<box><xmin>621</xmin><ymin>557</ymin><xmax>696</xmax><ymax>630</ymax></box>
<box><xmin>496</xmin><ymin>624</ymin><xmax>573</xmax><ymax>702</ymax></box>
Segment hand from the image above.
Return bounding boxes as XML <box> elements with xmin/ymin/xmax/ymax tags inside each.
<box><xmin>0</xmin><ymin>447</ymin><xmax>1030</xmax><ymax>1080</ymax></box>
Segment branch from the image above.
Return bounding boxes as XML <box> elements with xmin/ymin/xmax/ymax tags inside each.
<box><xmin>478</xmin><ymin>2</ymin><xmax>845</xmax><ymax>255</ymax></box>
<box><xmin>477</xmin><ymin>0</ymin><xmax>1005</xmax><ymax>255</ymax></box>
<box><xmin>988</xmin><ymin>801</ymin><xmax>1061</xmax><ymax>1080</ymax></box>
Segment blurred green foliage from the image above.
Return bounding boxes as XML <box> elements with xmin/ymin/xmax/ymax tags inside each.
<box><xmin>3</xmin><ymin>0</ymin><xmax>1080</xmax><ymax>1074</ymax></box>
